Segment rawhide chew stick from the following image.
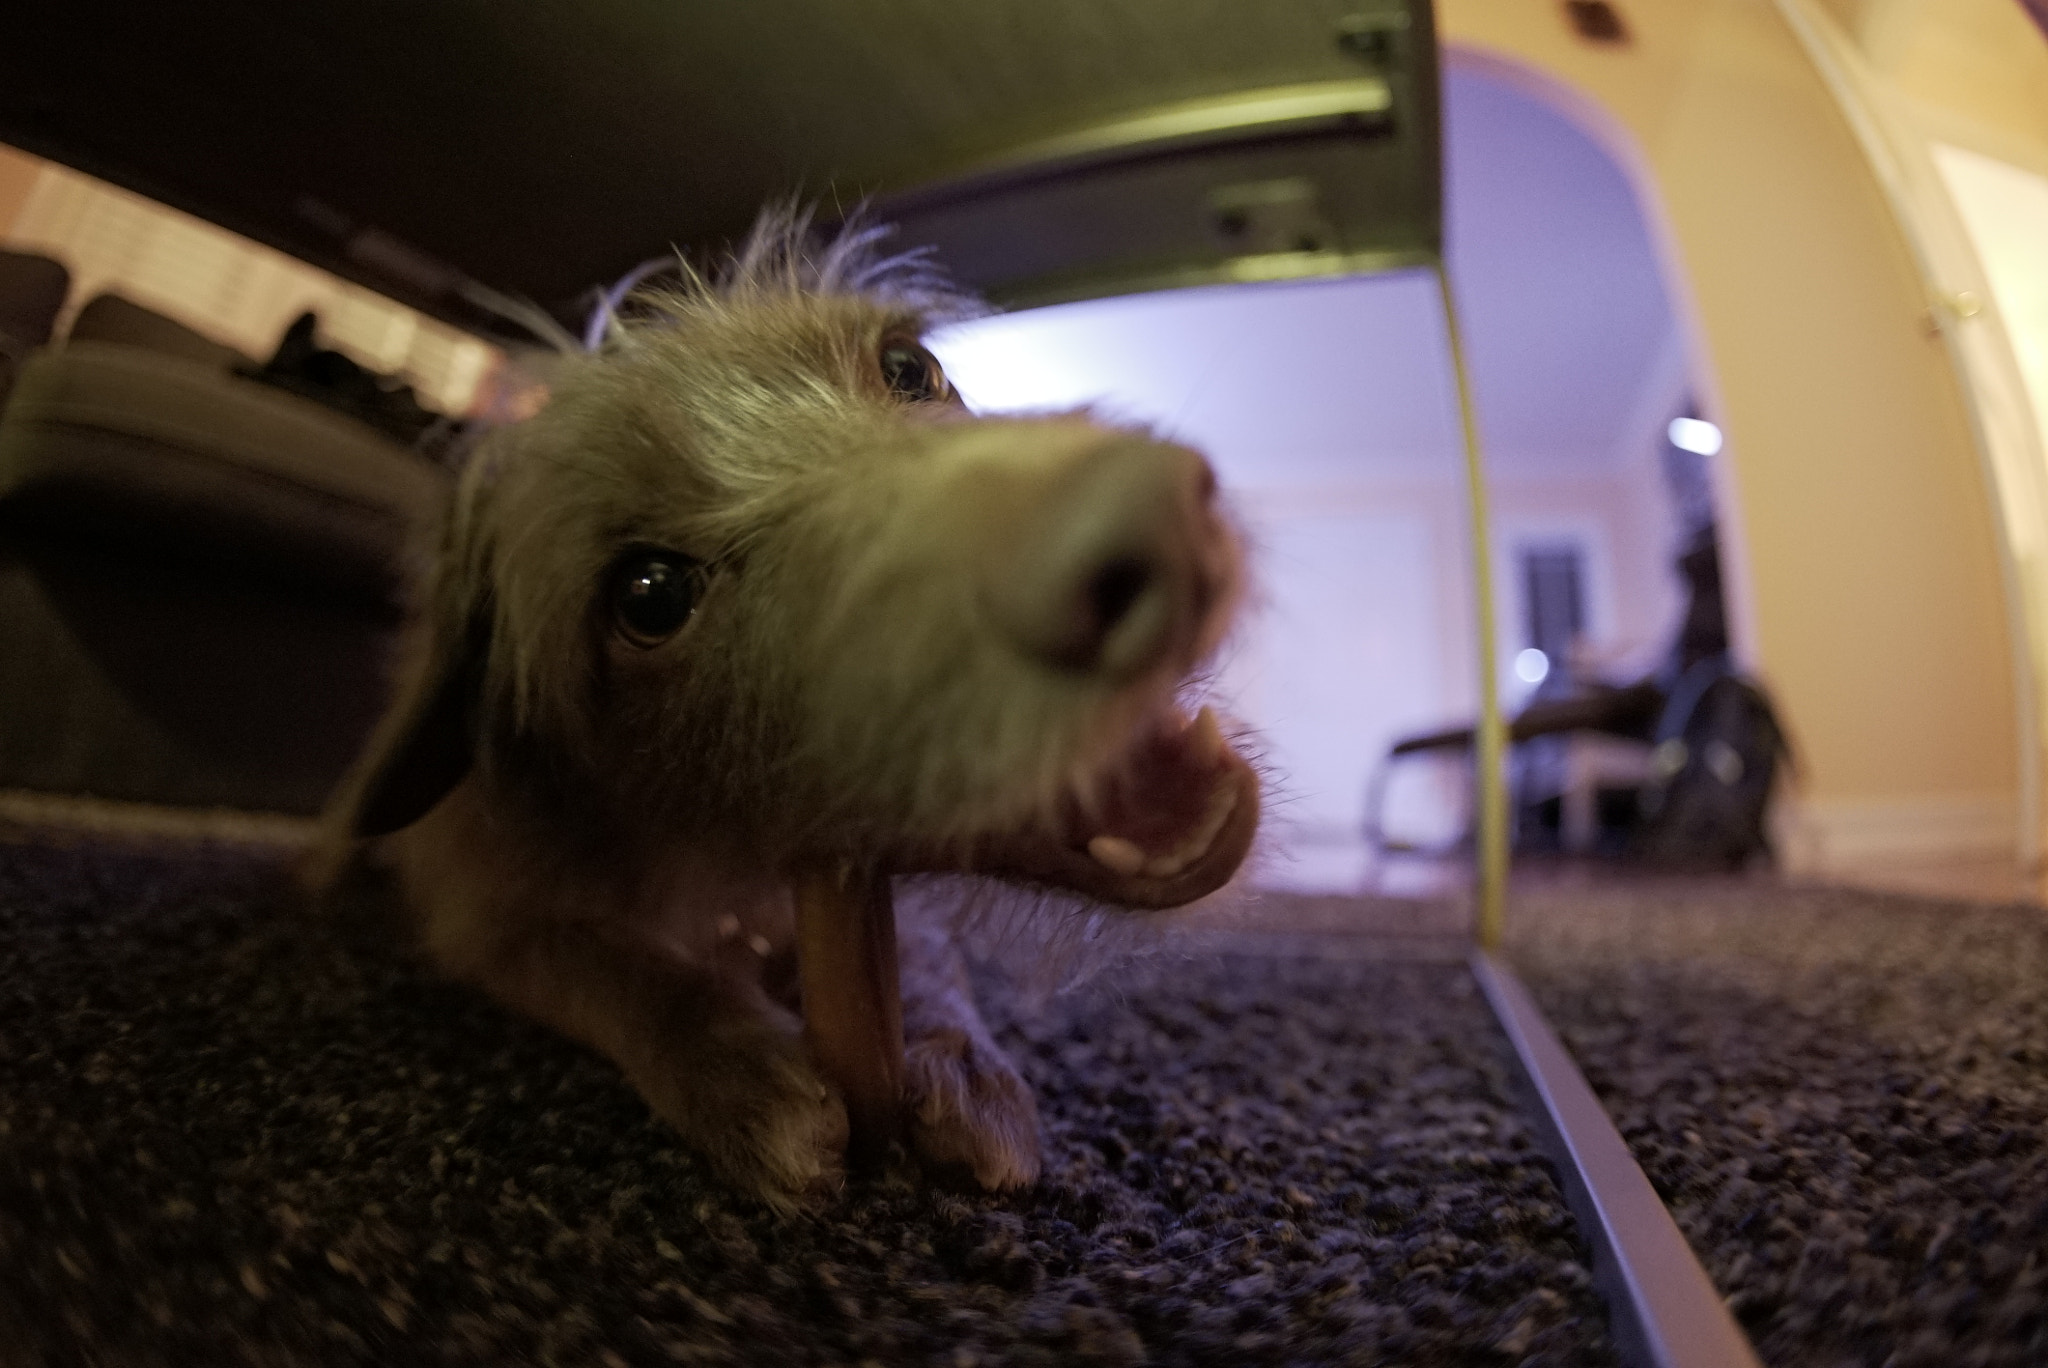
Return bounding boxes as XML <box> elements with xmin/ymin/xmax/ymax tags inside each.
<box><xmin>794</xmin><ymin>863</ymin><xmax>904</xmax><ymax>1165</ymax></box>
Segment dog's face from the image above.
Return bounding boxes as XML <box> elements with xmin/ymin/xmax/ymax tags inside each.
<box><xmin>357</xmin><ymin>233</ymin><xmax>1258</xmax><ymax>910</ymax></box>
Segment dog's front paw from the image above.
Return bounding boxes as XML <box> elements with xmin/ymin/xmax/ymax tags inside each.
<box><xmin>737</xmin><ymin>1059</ymin><xmax>851</xmax><ymax>1209</ymax></box>
<box><xmin>904</xmin><ymin>1027</ymin><xmax>1042</xmax><ymax>1190</ymax></box>
<box><xmin>659</xmin><ymin>1027</ymin><xmax>850</xmax><ymax>1211</ymax></box>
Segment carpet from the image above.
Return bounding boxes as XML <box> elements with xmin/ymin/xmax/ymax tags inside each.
<box><xmin>0</xmin><ymin>837</ymin><xmax>1613</xmax><ymax>1367</ymax></box>
<box><xmin>1509</xmin><ymin>873</ymin><xmax>2048</xmax><ymax>1368</ymax></box>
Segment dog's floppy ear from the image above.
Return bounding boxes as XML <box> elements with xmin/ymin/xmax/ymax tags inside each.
<box><xmin>320</xmin><ymin>518</ymin><xmax>495</xmax><ymax>850</ymax></box>
<box><xmin>349</xmin><ymin>611</ymin><xmax>489</xmax><ymax>837</ymax></box>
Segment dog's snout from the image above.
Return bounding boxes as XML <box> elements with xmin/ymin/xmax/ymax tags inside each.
<box><xmin>983</xmin><ymin>438</ymin><xmax>1227</xmax><ymax>679</ymax></box>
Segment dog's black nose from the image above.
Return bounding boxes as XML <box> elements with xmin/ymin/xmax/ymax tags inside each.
<box><xmin>983</xmin><ymin>436</ymin><xmax>1225</xmax><ymax>679</ymax></box>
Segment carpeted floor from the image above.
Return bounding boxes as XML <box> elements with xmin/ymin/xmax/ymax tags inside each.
<box><xmin>0</xmin><ymin>837</ymin><xmax>1614</xmax><ymax>1367</ymax></box>
<box><xmin>1507</xmin><ymin>874</ymin><xmax>2048</xmax><ymax>1368</ymax></box>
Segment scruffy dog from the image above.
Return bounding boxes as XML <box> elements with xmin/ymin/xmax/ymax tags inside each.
<box><xmin>320</xmin><ymin>216</ymin><xmax>1260</xmax><ymax>1208</ymax></box>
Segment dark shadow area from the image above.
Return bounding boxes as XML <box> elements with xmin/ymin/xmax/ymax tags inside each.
<box><xmin>0</xmin><ymin>538</ymin><xmax>397</xmax><ymax>812</ymax></box>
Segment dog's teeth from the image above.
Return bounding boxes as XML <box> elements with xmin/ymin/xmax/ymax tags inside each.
<box><xmin>1087</xmin><ymin>835</ymin><xmax>1147</xmax><ymax>877</ymax></box>
<box><xmin>1187</xmin><ymin>707</ymin><xmax>1227</xmax><ymax>767</ymax></box>
<box><xmin>716</xmin><ymin>914</ymin><xmax>741</xmax><ymax>940</ymax></box>
<box><xmin>747</xmin><ymin>934</ymin><xmax>773</xmax><ymax>957</ymax></box>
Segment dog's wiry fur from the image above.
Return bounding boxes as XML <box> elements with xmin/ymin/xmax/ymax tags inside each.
<box><xmin>317</xmin><ymin>211</ymin><xmax>1258</xmax><ymax>1207</ymax></box>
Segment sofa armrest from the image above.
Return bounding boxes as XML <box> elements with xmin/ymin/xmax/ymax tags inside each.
<box><xmin>0</xmin><ymin>341</ymin><xmax>448</xmax><ymax>603</ymax></box>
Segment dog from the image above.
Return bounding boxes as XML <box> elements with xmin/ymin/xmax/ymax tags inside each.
<box><xmin>318</xmin><ymin>213</ymin><xmax>1261</xmax><ymax>1207</ymax></box>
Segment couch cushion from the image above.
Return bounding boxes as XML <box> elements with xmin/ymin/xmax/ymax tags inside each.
<box><xmin>67</xmin><ymin>293</ymin><xmax>253</xmax><ymax>370</ymax></box>
<box><xmin>0</xmin><ymin>250</ymin><xmax>69</xmax><ymax>354</ymax></box>
<box><xmin>0</xmin><ymin>341</ymin><xmax>447</xmax><ymax>603</ymax></box>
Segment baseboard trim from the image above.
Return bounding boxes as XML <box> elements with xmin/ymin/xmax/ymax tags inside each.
<box><xmin>1774</xmin><ymin>791</ymin><xmax>2018</xmax><ymax>875</ymax></box>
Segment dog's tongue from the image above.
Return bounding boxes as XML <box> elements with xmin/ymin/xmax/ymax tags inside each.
<box><xmin>1078</xmin><ymin>707</ymin><xmax>1241</xmax><ymax>882</ymax></box>
<box><xmin>966</xmin><ymin>704</ymin><xmax>1259</xmax><ymax>909</ymax></box>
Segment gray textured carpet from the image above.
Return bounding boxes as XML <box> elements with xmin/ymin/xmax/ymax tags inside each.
<box><xmin>1508</xmin><ymin>874</ymin><xmax>2048</xmax><ymax>1368</ymax></box>
<box><xmin>0</xmin><ymin>838</ymin><xmax>1614</xmax><ymax>1367</ymax></box>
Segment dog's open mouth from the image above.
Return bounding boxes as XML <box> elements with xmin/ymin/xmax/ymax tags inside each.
<box><xmin>968</xmin><ymin>704</ymin><xmax>1260</xmax><ymax>909</ymax></box>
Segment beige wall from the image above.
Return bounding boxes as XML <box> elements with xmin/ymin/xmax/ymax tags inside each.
<box><xmin>1818</xmin><ymin>0</ymin><xmax>2048</xmax><ymax>172</ymax></box>
<box><xmin>1441</xmin><ymin>0</ymin><xmax>2023</xmax><ymax>868</ymax></box>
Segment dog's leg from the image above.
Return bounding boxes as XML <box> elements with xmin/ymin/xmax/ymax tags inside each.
<box><xmin>897</xmin><ymin>913</ymin><xmax>1042</xmax><ymax>1189</ymax></box>
<box><xmin>471</xmin><ymin>923</ymin><xmax>850</xmax><ymax>1208</ymax></box>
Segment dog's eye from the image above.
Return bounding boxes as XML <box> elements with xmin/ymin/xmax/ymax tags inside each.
<box><xmin>611</xmin><ymin>551</ymin><xmax>705</xmax><ymax>646</ymax></box>
<box><xmin>879</xmin><ymin>341</ymin><xmax>950</xmax><ymax>404</ymax></box>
